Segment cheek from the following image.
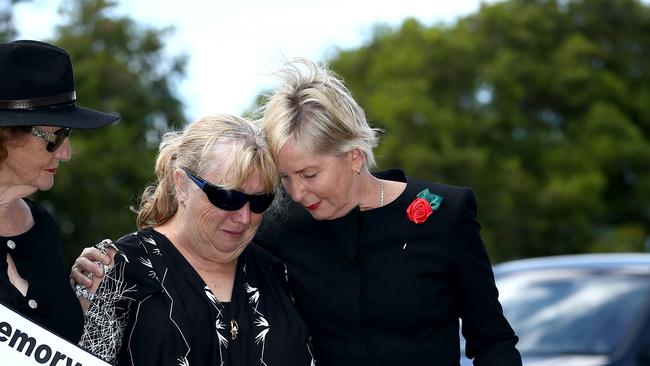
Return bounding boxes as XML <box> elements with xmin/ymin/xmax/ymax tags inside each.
<box><xmin>189</xmin><ymin>200</ymin><xmax>223</xmax><ymax>228</ymax></box>
<box><xmin>320</xmin><ymin>173</ymin><xmax>350</xmax><ymax>201</ymax></box>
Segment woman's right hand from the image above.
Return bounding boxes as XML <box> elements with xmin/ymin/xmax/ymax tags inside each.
<box><xmin>70</xmin><ymin>240</ymin><xmax>117</xmax><ymax>311</ymax></box>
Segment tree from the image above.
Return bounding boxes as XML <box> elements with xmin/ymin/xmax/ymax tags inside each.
<box><xmin>329</xmin><ymin>0</ymin><xmax>650</xmax><ymax>261</ymax></box>
<box><xmin>0</xmin><ymin>0</ymin><xmax>29</xmax><ymax>41</ymax></box>
<box><xmin>30</xmin><ymin>0</ymin><xmax>186</xmax><ymax>263</ymax></box>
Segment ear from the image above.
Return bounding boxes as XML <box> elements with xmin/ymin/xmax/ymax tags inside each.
<box><xmin>349</xmin><ymin>148</ymin><xmax>365</xmax><ymax>173</ymax></box>
<box><xmin>172</xmin><ymin>168</ymin><xmax>189</xmax><ymax>202</ymax></box>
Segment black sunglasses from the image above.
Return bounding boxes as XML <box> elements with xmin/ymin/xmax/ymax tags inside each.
<box><xmin>31</xmin><ymin>127</ymin><xmax>72</xmax><ymax>152</ymax></box>
<box><xmin>181</xmin><ymin>167</ymin><xmax>274</xmax><ymax>214</ymax></box>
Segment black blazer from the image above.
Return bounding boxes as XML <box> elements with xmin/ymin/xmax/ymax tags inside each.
<box><xmin>0</xmin><ymin>199</ymin><xmax>84</xmax><ymax>342</ymax></box>
<box><xmin>256</xmin><ymin>169</ymin><xmax>522</xmax><ymax>366</ymax></box>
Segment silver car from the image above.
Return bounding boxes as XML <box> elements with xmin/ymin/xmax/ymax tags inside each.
<box><xmin>461</xmin><ymin>253</ymin><xmax>650</xmax><ymax>366</ymax></box>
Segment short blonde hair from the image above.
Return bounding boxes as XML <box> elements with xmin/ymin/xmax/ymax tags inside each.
<box><xmin>136</xmin><ymin>114</ymin><xmax>277</xmax><ymax>228</ymax></box>
<box><xmin>261</xmin><ymin>58</ymin><xmax>381</xmax><ymax>168</ymax></box>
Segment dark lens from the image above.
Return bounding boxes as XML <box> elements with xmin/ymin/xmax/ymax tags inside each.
<box><xmin>249</xmin><ymin>193</ymin><xmax>275</xmax><ymax>214</ymax></box>
<box><xmin>204</xmin><ymin>186</ymin><xmax>248</xmax><ymax>211</ymax></box>
<box><xmin>205</xmin><ymin>186</ymin><xmax>273</xmax><ymax>213</ymax></box>
<box><xmin>46</xmin><ymin>128</ymin><xmax>71</xmax><ymax>152</ymax></box>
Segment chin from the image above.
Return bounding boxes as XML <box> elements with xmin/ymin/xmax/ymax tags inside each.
<box><xmin>37</xmin><ymin>180</ymin><xmax>55</xmax><ymax>191</ymax></box>
<box><xmin>307</xmin><ymin>210</ymin><xmax>332</xmax><ymax>221</ymax></box>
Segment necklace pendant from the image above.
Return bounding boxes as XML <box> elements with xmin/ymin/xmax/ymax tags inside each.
<box><xmin>230</xmin><ymin>319</ymin><xmax>238</xmax><ymax>340</ymax></box>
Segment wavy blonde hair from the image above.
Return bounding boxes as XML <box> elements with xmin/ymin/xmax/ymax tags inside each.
<box><xmin>135</xmin><ymin>114</ymin><xmax>277</xmax><ymax>228</ymax></box>
<box><xmin>260</xmin><ymin>58</ymin><xmax>381</xmax><ymax>168</ymax></box>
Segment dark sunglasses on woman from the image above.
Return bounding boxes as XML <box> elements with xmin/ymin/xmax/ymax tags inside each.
<box><xmin>31</xmin><ymin>127</ymin><xmax>72</xmax><ymax>152</ymax></box>
<box><xmin>181</xmin><ymin>167</ymin><xmax>275</xmax><ymax>214</ymax></box>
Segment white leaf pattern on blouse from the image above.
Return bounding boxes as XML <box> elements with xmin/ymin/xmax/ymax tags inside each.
<box><xmin>204</xmin><ymin>286</ymin><xmax>218</xmax><ymax>306</ymax></box>
<box><xmin>254</xmin><ymin>328</ymin><xmax>269</xmax><ymax>345</ymax></box>
<box><xmin>142</xmin><ymin>235</ymin><xmax>157</xmax><ymax>246</ymax></box>
<box><xmin>246</xmin><ymin>283</ymin><xmax>260</xmax><ymax>304</ymax></box>
<box><xmin>255</xmin><ymin>316</ymin><xmax>269</xmax><ymax>328</ymax></box>
<box><xmin>215</xmin><ymin>319</ymin><xmax>229</xmax><ymax>348</ymax></box>
<box><xmin>140</xmin><ymin>257</ymin><xmax>153</xmax><ymax>268</ymax></box>
<box><xmin>245</xmin><ymin>280</ymin><xmax>271</xmax><ymax>363</ymax></box>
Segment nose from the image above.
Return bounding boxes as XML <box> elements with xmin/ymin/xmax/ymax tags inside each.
<box><xmin>294</xmin><ymin>179</ymin><xmax>313</xmax><ymax>204</ymax></box>
<box><xmin>282</xmin><ymin>179</ymin><xmax>306</xmax><ymax>203</ymax></box>
<box><xmin>54</xmin><ymin>138</ymin><xmax>72</xmax><ymax>161</ymax></box>
<box><xmin>231</xmin><ymin>203</ymin><xmax>252</xmax><ymax>224</ymax></box>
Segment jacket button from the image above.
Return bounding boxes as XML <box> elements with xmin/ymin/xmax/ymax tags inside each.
<box><xmin>7</xmin><ymin>240</ymin><xmax>16</xmax><ymax>249</ymax></box>
<box><xmin>28</xmin><ymin>299</ymin><xmax>38</xmax><ymax>309</ymax></box>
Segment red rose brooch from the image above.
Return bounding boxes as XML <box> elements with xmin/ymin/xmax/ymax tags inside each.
<box><xmin>406</xmin><ymin>188</ymin><xmax>443</xmax><ymax>224</ymax></box>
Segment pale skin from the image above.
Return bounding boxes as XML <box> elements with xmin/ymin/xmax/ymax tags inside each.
<box><xmin>276</xmin><ymin>137</ymin><xmax>406</xmax><ymax>220</ymax></box>
<box><xmin>74</xmin><ymin>138</ymin><xmax>406</xmax><ymax>293</ymax></box>
<box><xmin>0</xmin><ymin>126</ymin><xmax>72</xmax><ymax>296</ymax></box>
<box><xmin>71</xmin><ymin>164</ymin><xmax>267</xmax><ymax>308</ymax></box>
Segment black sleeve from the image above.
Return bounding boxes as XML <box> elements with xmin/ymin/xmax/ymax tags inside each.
<box><xmin>451</xmin><ymin>188</ymin><xmax>522</xmax><ymax>366</ymax></box>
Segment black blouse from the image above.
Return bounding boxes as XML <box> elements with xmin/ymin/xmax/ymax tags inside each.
<box><xmin>255</xmin><ymin>169</ymin><xmax>522</xmax><ymax>366</ymax></box>
<box><xmin>0</xmin><ymin>199</ymin><xmax>84</xmax><ymax>342</ymax></box>
<box><xmin>79</xmin><ymin>228</ymin><xmax>313</xmax><ymax>366</ymax></box>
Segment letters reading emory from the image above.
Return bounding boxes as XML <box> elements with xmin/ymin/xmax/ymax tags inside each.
<box><xmin>0</xmin><ymin>321</ymin><xmax>82</xmax><ymax>366</ymax></box>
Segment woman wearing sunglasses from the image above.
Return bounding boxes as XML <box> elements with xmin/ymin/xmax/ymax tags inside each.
<box><xmin>0</xmin><ymin>40</ymin><xmax>118</xmax><ymax>342</ymax></box>
<box><xmin>253</xmin><ymin>58</ymin><xmax>522</xmax><ymax>366</ymax></box>
<box><xmin>73</xmin><ymin>115</ymin><xmax>312</xmax><ymax>366</ymax></box>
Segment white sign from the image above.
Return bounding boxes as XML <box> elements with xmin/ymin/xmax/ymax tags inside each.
<box><xmin>0</xmin><ymin>303</ymin><xmax>109</xmax><ymax>366</ymax></box>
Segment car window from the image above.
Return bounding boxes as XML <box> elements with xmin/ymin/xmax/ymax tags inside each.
<box><xmin>497</xmin><ymin>270</ymin><xmax>650</xmax><ymax>355</ymax></box>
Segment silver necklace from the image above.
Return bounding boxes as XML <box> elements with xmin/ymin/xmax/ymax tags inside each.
<box><xmin>379</xmin><ymin>180</ymin><xmax>385</xmax><ymax>207</ymax></box>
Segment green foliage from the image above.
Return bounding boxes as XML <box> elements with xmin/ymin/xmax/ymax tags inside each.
<box><xmin>0</xmin><ymin>0</ymin><xmax>29</xmax><ymax>41</ymax></box>
<box><xmin>29</xmin><ymin>0</ymin><xmax>186</xmax><ymax>264</ymax></box>
<box><xmin>330</xmin><ymin>0</ymin><xmax>650</xmax><ymax>261</ymax></box>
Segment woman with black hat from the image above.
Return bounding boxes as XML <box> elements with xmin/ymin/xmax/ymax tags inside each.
<box><xmin>0</xmin><ymin>40</ymin><xmax>118</xmax><ymax>342</ymax></box>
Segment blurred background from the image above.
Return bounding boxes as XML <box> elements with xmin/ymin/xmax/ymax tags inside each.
<box><xmin>2</xmin><ymin>0</ymin><xmax>649</xmax><ymax>266</ymax></box>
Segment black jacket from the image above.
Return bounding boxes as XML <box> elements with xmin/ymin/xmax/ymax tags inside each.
<box><xmin>256</xmin><ymin>169</ymin><xmax>521</xmax><ymax>366</ymax></box>
<box><xmin>0</xmin><ymin>199</ymin><xmax>84</xmax><ymax>342</ymax></box>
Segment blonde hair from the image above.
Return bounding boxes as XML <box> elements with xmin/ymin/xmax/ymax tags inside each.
<box><xmin>136</xmin><ymin>114</ymin><xmax>277</xmax><ymax>228</ymax></box>
<box><xmin>260</xmin><ymin>58</ymin><xmax>381</xmax><ymax>168</ymax></box>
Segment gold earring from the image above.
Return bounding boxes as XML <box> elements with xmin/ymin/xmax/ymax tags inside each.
<box><xmin>356</xmin><ymin>167</ymin><xmax>361</xmax><ymax>175</ymax></box>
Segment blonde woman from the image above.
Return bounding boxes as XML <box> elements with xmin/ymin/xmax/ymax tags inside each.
<box><xmin>73</xmin><ymin>115</ymin><xmax>312</xmax><ymax>366</ymax></box>
<box><xmin>255</xmin><ymin>58</ymin><xmax>521</xmax><ymax>366</ymax></box>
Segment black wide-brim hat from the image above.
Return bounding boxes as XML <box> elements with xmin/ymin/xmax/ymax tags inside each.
<box><xmin>0</xmin><ymin>40</ymin><xmax>119</xmax><ymax>129</ymax></box>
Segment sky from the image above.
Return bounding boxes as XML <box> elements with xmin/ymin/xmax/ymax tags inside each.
<box><xmin>13</xmin><ymin>0</ymin><xmax>496</xmax><ymax>121</ymax></box>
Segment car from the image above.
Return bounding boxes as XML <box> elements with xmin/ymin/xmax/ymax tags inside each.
<box><xmin>460</xmin><ymin>253</ymin><xmax>650</xmax><ymax>366</ymax></box>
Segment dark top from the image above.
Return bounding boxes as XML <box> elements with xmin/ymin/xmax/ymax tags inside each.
<box><xmin>0</xmin><ymin>199</ymin><xmax>84</xmax><ymax>342</ymax></box>
<box><xmin>255</xmin><ymin>169</ymin><xmax>522</xmax><ymax>366</ymax></box>
<box><xmin>79</xmin><ymin>228</ymin><xmax>313</xmax><ymax>366</ymax></box>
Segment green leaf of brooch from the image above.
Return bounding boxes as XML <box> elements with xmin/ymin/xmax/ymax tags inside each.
<box><xmin>406</xmin><ymin>189</ymin><xmax>443</xmax><ymax>224</ymax></box>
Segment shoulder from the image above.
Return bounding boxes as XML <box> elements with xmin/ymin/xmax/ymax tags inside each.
<box><xmin>105</xmin><ymin>230</ymin><xmax>158</xmax><ymax>275</ymax></box>
<box><xmin>23</xmin><ymin>198</ymin><xmax>58</xmax><ymax>229</ymax></box>
<box><xmin>405</xmin><ymin>175</ymin><xmax>478</xmax><ymax>218</ymax></box>
<box><xmin>98</xmin><ymin>231</ymin><xmax>160</xmax><ymax>295</ymax></box>
<box><xmin>112</xmin><ymin>231</ymin><xmax>149</xmax><ymax>257</ymax></box>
